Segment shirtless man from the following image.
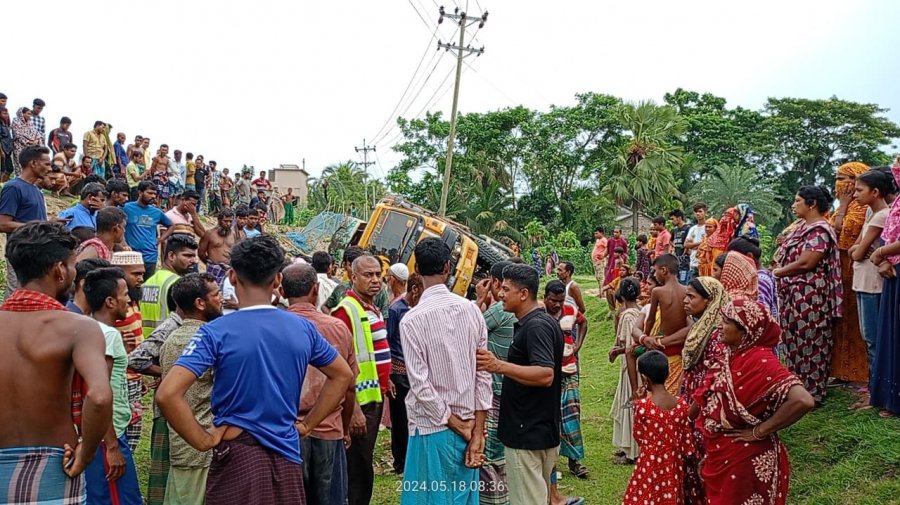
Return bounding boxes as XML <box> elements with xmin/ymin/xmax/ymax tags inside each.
<box><xmin>151</xmin><ymin>144</ymin><xmax>171</xmax><ymax>208</ymax></box>
<box><xmin>641</xmin><ymin>254</ymin><xmax>691</xmax><ymax>394</ymax></box>
<box><xmin>220</xmin><ymin>167</ymin><xmax>235</xmax><ymax>208</ymax></box>
<box><xmin>53</xmin><ymin>143</ymin><xmax>84</xmax><ymax>196</ymax></box>
<box><xmin>0</xmin><ymin>221</ymin><xmax>112</xmax><ymax>503</ymax></box>
<box><xmin>199</xmin><ymin>208</ymin><xmax>237</xmax><ymax>287</ymax></box>
<box><xmin>126</xmin><ymin>135</ymin><xmax>143</xmax><ymax>159</ymax></box>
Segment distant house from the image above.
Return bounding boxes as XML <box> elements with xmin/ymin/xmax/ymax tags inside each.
<box><xmin>615</xmin><ymin>205</ymin><xmax>654</xmax><ymax>234</ymax></box>
<box><xmin>267</xmin><ymin>164</ymin><xmax>310</xmax><ymax>206</ymax></box>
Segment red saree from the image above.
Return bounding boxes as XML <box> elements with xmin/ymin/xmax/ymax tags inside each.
<box><xmin>696</xmin><ymin>300</ymin><xmax>802</xmax><ymax>505</ymax></box>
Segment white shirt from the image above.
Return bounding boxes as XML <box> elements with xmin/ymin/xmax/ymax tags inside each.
<box><xmin>222</xmin><ymin>276</ymin><xmax>237</xmax><ymax>315</ymax></box>
<box><xmin>686</xmin><ymin>224</ymin><xmax>707</xmax><ymax>268</ymax></box>
<box><xmin>316</xmin><ymin>273</ymin><xmax>338</xmax><ymax>310</ymax></box>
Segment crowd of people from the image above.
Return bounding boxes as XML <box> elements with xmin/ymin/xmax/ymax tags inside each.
<box><xmin>593</xmin><ymin>158</ymin><xmax>900</xmax><ymax>505</ymax></box>
<box><xmin>1</xmin><ymin>89</ymin><xmax>900</xmax><ymax>505</ymax></box>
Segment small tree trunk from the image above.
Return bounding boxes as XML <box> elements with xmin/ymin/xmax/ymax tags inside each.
<box><xmin>632</xmin><ymin>200</ymin><xmax>640</xmax><ymax>234</ymax></box>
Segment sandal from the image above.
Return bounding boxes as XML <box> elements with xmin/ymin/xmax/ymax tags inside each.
<box><xmin>879</xmin><ymin>410</ymin><xmax>897</xmax><ymax>418</ymax></box>
<box><xmin>568</xmin><ymin>459</ymin><xmax>589</xmax><ymax>479</ymax></box>
<box><xmin>565</xmin><ymin>498</ymin><xmax>585</xmax><ymax>505</ymax></box>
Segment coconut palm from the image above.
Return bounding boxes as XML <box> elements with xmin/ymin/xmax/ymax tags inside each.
<box><xmin>690</xmin><ymin>164</ymin><xmax>783</xmax><ymax>225</ymax></box>
<box><xmin>604</xmin><ymin>101</ymin><xmax>685</xmax><ymax>232</ymax></box>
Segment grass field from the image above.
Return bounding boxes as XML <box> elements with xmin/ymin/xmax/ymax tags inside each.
<box><xmin>122</xmin><ymin>275</ymin><xmax>900</xmax><ymax>504</ymax></box>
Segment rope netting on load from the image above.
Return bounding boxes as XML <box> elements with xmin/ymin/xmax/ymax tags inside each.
<box><xmin>284</xmin><ymin>212</ymin><xmax>363</xmax><ymax>256</ymax></box>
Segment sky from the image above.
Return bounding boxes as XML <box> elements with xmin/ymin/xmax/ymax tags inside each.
<box><xmin>5</xmin><ymin>0</ymin><xmax>899</xmax><ymax>180</ymax></box>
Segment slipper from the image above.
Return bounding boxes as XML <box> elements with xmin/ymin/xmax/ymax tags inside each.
<box><xmin>565</xmin><ymin>497</ymin><xmax>585</xmax><ymax>505</ymax></box>
<box><xmin>879</xmin><ymin>410</ymin><xmax>897</xmax><ymax>418</ymax></box>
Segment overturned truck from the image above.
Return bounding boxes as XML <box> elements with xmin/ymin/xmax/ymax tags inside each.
<box><xmin>288</xmin><ymin>197</ymin><xmax>511</xmax><ymax>298</ymax></box>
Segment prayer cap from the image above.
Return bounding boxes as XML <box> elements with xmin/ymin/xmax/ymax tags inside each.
<box><xmin>389</xmin><ymin>263</ymin><xmax>409</xmax><ymax>282</ymax></box>
<box><xmin>111</xmin><ymin>251</ymin><xmax>144</xmax><ymax>266</ymax></box>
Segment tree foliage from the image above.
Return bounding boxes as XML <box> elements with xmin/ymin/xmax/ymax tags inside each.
<box><xmin>357</xmin><ymin>88</ymin><xmax>899</xmax><ymax>244</ymax></box>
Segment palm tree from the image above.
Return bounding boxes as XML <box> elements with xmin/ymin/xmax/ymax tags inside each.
<box><xmin>690</xmin><ymin>165</ymin><xmax>783</xmax><ymax>225</ymax></box>
<box><xmin>604</xmin><ymin>101</ymin><xmax>685</xmax><ymax>233</ymax></box>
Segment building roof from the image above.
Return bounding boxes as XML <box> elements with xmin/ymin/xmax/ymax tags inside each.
<box><xmin>271</xmin><ymin>164</ymin><xmax>309</xmax><ymax>175</ymax></box>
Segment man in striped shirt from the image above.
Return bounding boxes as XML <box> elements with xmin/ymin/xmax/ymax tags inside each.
<box><xmin>400</xmin><ymin>238</ymin><xmax>492</xmax><ymax>505</ymax></box>
<box><xmin>332</xmin><ymin>254</ymin><xmax>391</xmax><ymax>505</ymax></box>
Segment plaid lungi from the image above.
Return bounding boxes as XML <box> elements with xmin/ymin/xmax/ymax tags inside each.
<box><xmin>125</xmin><ymin>378</ymin><xmax>144</xmax><ymax>452</ymax></box>
<box><xmin>0</xmin><ymin>446</ymin><xmax>85</xmax><ymax>504</ymax></box>
<box><xmin>559</xmin><ymin>373</ymin><xmax>585</xmax><ymax>461</ymax></box>
<box><xmin>206</xmin><ymin>431</ymin><xmax>306</xmax><ymax>505</ymax></box>
<box><xmin>480</xmin><ymin>394</ymin><xmax>508</xmax><ymax>505</ymax></box>
<box><xmin>206</xmin><ymin>262</ymin><xmax>231</xmax><ymax>288</ymax></box>
<box><xmin>147</xmin><ymin>416</ymin><xmax>170</xmax><ymax>505</ymax></box>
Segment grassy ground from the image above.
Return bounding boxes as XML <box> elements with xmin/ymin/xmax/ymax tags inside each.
<box><xmin>124</xmin><ymin>275</ymin><xmax>900</xmax><ymax>504</ymax></box>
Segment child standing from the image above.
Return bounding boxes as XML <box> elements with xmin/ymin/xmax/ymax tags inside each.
<box><xmin>643</xmin><ymin>254</ymin><xmax>690</xmax><ymax>394</ymax></box>
<box><xmin>610</xmin><ymin>277</ymin><xmax>644</xmax><ymax>464</ymax></box>
<box><xmin>623</xmin><ymin>350</ymin><xmax>692</xmax><ymax>505</ymax></box>
<box><xmin>635</xmin><ymin>234</ymin><xmax>651</xmax><ymax>279</ymax></box>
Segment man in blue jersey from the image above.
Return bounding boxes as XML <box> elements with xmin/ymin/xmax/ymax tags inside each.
<box><xmin>123</xmin><ymin>180</ymin><xmax>176</xmax><ymax>278</ymax></box>
<box><xmin>157</xmin><ymin>235</ymin><xmax>354</xmax><ymax>504</ymax></box>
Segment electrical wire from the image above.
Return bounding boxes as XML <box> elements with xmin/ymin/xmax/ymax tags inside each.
<box><xmin>368</xmin><ymin>26</ymin><xmax>439</xmax><ymax>143</ymax></box>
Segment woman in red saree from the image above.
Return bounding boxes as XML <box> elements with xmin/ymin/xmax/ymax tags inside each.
<box><xmin>694</xmin><ymin>300</ymin><xmax>815</xmax><ymax>505</ymax></box>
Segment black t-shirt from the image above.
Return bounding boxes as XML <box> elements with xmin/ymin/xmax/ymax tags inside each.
<box><xmin>673</xmin><ymin>223</ymin><xmax>691</xmax><ymax>257</ymax></box>
<box><xmin>498</xmin><ymin>307</ymin><xmax>563</xmax><ymax>450</ymax></box>
<box><xmin>195</xmin><ymin>166</ymin><xmax>208</xmax><ymax>191</ymax></box>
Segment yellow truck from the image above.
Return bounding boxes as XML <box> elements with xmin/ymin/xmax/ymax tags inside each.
<box><xmin>356</xmin><ymin>197</ymin><xmax>510</xmax><ymax>297</ymax></box>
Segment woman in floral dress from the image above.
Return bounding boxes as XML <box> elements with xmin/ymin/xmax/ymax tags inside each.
<box><xmin>773</xmin><ymin>185</ymin><xmax>843</xmax><ymax>404</ymax></box>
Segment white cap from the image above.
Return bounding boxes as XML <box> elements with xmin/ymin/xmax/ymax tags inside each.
<box><xmin>389</xmin><ymin>263</ymin><xmax>409</xmax><ymax>282</ymax></box>
<box><xmin>111</xmin><ymin>251</ymin><xmax>144</xmax><ymax>266</ymax></box>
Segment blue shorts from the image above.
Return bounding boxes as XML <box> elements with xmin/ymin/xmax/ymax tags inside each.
<box><xmin>84</xmin><ymin>434</ymin><xmax>142</xmax><ymax>505</ymax></box>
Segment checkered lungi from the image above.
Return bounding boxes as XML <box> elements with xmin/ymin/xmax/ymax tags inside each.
<box><xmin>559</xmin><ymin>373</ymin><xmax>585</xmax><ymax>461</ymax></box>
<box><xmin>147</xmin><ymin>416</ymin><xmax>171</xmax><ymax>505</ymax></box>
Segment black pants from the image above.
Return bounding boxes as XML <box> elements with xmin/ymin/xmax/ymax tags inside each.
<box><xmin>389</xmin><ymin>373</ymin><xmax>410</xmax><ymax>473</ymax></box>
<box><xmin>347</xmin><ymin>401</ymin><xmax>383</xmax><ymax>505</ymax></box>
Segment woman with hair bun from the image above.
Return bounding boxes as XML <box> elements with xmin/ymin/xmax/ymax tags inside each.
<box><xmin>773</xmin><ymin>185</ymin><xmax>843</xmax><ymax>404</ymax></box>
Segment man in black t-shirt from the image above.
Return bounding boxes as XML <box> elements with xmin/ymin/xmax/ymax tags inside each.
<box><xmin>669</xmin><ymin>208</ymin><xmax>692</xmax><ymax>284</ymax></box>
<box><xmin>477</xmin><ymin>263</ymin><xmax>563</xmax><ymax>505</ymax></box>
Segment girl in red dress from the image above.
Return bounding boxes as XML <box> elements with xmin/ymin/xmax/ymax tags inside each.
<box><xmin>623</xmin><ymin>350</ymin><xmax>693</xmax><ymax>505</ymax></box>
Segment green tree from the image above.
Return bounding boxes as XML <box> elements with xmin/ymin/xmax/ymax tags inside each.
<box><xmin>762</xmin><ymin>96</ymin><xmax>900</xmax><ymax>197</ymax></box>
<box><xmin>604</xmin><ymin>101</ymin><xmax>685</xmax><ymax>233</ymax></box>
<box><xmin>308</xmin><ymin>162</ymin><xmax>385</xmax><ymax>215</ymax></box>
<box><xmin>522</xmin><ymin>93</ymin><xmax>623</xmax><ymax>226</ymax></box>
<box><xmin>690</xmin><ymin>165</ymin><xmax>783</xmax><ymax>225</ymax></box>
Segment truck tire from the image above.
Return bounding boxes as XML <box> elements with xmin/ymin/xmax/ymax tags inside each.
<box><xmin>473</xmin><ymin>235</ymin><xmax>509</xmax><ymax>267</ymax></box>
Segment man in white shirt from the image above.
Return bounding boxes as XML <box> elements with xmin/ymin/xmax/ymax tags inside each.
<box><xmin>311</xmin><ymin>251</ymin><xmax>339</xmax><ymax>309</ymax></box>
<box><xmin>684</xmin><ymin>202</ymin><xmax>709</xmax><ymax>278</ymax></box>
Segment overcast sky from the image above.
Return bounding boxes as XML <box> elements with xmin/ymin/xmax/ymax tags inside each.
<box><xmin>5</xmin><ymin>0</ymin><xmax>898</xmax><ymax>180</ymax></box>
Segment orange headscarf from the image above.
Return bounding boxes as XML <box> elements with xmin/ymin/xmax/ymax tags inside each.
<box><xmin>833</xmin><ymin>162</ymin><xmax>870</xmax><ymax>250</ymax></box>
<box><xmin>697</xmin><ymin>218</ymin><xmax>719</xmax><ymax>277</ymax></box>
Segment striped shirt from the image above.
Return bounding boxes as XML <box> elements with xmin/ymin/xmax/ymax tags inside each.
<box><xmin>333</xmin><ymin>291</ymin><xmax>391</xmax><ymax>395</ymax></box>
<box><xmin>483</xmin><ymin>301</ymin><xmax>516</xmax><ymax>396</ymax></box>
<box><xmin>400</xmin><ymin>284</ymin><xmax>493</xmax><ymax>435</ymax></box>
<box><xmin>114</xmin><ymin>302</ymin><xmax>144</xmax><ymax>381</ymax></box>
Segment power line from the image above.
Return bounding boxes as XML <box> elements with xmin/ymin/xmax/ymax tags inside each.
<box><xmin>369</xmin><ymin>26</ymin><xmax>439</xmax><ymax>143</ymax></box>
<box><xmin>407</xmin><ymin>0</ymin><xmax>436</xmax><ymax>33</ymax></box>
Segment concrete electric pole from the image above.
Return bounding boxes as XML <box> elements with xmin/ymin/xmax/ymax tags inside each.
<box><xmin>354</xmin><ymin>139</ymin><xmax>376</xmax><ymax>219</ymax></box>
<box><xmin>437</xmin><ymin>6</ymin><xmax>487</xmax><ymax>217</ymax></box>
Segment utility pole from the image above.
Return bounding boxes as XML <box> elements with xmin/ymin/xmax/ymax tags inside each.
<box><xmin>354</xmin><ymin>139</ymin><xmax>376</xmax><ymax>219</ymax></box>
<box><xmin>437</xmin><ymin>6</ymin><xmax>487</xmax><ymax>217</ymax></box>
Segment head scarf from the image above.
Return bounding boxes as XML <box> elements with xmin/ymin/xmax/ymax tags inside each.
<box><xmin>708</xmin><ymin>208</ymin><xmax>738</xmax><ymax>250</ymax></box>
<box><xmin>683</xmin><ymin>277</ymin><xmax>731</xmax><ymax>370</ymax></box>
<box><xmin>833</xmin><ymin>161</ymin><xmax>870</xmax><ymax>250</ymax></box>
<box><xmin>720</xmin><ymin>251</ymin><xmax>758</xmax><ymax>302</ymax></box>
<box><xmin>734</xmin><ymin>204</ymin><xmax>759</xmax><ymax>241</ymax></box>
<box><xmin>721</xmin><ymin>299</ymin><xmax>782</xmax><ymax>354</ymax></box>
<box><xmin>11</xmin><ymin>107</ymin><xmax>41</xmax><ymax>147</ymax></box>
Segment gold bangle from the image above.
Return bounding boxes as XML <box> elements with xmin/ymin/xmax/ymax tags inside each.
<box><xmin>752</xmin><ymin>425</ymin><xmax>765</xmax><ymax>440</ymax></box>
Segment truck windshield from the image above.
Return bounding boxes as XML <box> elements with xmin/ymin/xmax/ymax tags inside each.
<box><xmin>368</xmin><ymin>210</ymin><xmax>421</xmax><ymax>265</ymax></box>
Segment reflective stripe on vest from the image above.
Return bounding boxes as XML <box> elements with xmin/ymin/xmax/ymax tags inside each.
<box><xmin>139</xmin><ymin>270</ymin><xmax>179</xmax><ymax>338</ymax></box>
<box><xmin>336</xmin><ymin>296</ymin><xmax>382</xmax><ymax>405</ymax></box>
